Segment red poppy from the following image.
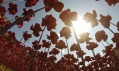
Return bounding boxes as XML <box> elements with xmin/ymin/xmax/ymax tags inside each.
<box><xmin>22</xmin><ymin>9</ymin><xmax>34</xmax><ymax>22</ymax></box>
<box><xmin>105</xmin><ymin>0</ymin><xmax>119</xmax><ymax>6</ymax></box>
<box><xmin>56</xmin><ymin>40</ymin><xmax>67</xmax><ymax>49</ymax></box>
<box><xmin>0</xmin><ymin>18</ymin><xmax>6</xmax><ymax>26</ymax></box>
<box><xmin>83</xmin><ymin>10</ymin><xmax>98</xmax><ymax>28</ymax></box>
<box><xmin>99</xmin><ymin>14</ymin><xmax>112</xmax><ymax>28</ymax></box>
<box><xmin>27</xmin><ymin>46</ymin><xmax>34</xmax><ymax>55</ymax></box>
<box><xmin>70</xmin><ymin>43</ymin><xmax>81</xmax><ymax>51</ymax></box>
<box><xmin>30</xmin><ymin>23</ymin><xmax>42</xmax><ymax>37</ymax></box>
<box><xmin>48</xmin><ymin>55</ymin><xmax>57</xmax><ymax>61</ymax></box>
<box><xmin>47</xmin><ymin>31</ymin><xmax>58</xmax><ymax>44</ymax></box>
<box><xmin>79</xmin><ymin>32</ymin><xmax>92</xmax><ymax>44</ymax></box>
<box><xmin>42</xmin><ymin>40</ymin><xmax>51</xmax><ymax>48</ymax></box>
<box><xmin>0</xmin><ymin>6</ymin><xmax>6</xmax><ymax>16</ymax></box>
<box><xmin>117</xmin><ymin>22</ymin><xmax>119</xmax><ymax>31</ymax></box>
<box><xmin>42</xmin><ymin>15</ymin><xmax>56</xmax><ymax>31</ymax></box>
<box><xmin>0</xmin><ymin>0</ymin><xmax>3</xmax><ymax>3</ymax></box>
<box><xmin>76</xmin><ymin>50</ymin><xmax>85</xmax><ymax>57</ymax></box>
<box><xmin>49</xmin><ymin>48</ymin><xmax>59</xmax><ymax>55</ymax></box>
<box><xmin>86</xmin><ymin>42</ymin><xmax>98</xmax><ymax>50</ymax></box>
<box><xmin>44</xmin><ymin>0</ymin><xmax>64</xmax><ymax>12</ymax></box>
<box><xmin>64</xmin><ymin>54</ymin><xmax>78</xmax><ymax>63</ymax></box>
<box><xmin>8</xmin><ymin>3</ymin><xmax>18</xmax><ymax>15</ymax></box>
<box><xmin>84</xmin><ymin>56</ymin><xmax>91</xmax><ymax>62</ymax></box>
<box><xmin>95</xmin><ymin>53</ymin><xmax>101</xmax><ymax>60</ymax></box>
<box><xmin>25</xmin><ymin>0</ymin><xmax>39</xmax><ymax>7</ymax></box>
<box><xmin>60</xmin><ymin>9</ymin><xmax>78</xmax><ymax>27</ymax></box>
<box><xmin>23</xmin><ymin>31</ymin><xmax>32</xmax><ymax>41</ymax></box>
<box><xmin>32</xmin><ymin>40</ymin><xmax>41</xmax><ymax>50</ymax></box>
<box><xmin>15</xmin><ymin>16</ymin><xmax>24</xmax><ymax>28</ymax></box>
<box><xmin>8</xmin><ymin>31</ymin><xmax>16</xmax><ymax>39</ymax></box>
<box><xmin>103</xmin><ymin>44</ymin><xmax>113</xmax><ymax>57</ymax></box>
<box><xmin>71</xmin><ymin>55</ymin><xmax>78</xmax><ymax>63</ymax></box>
<box><xmin>95</xmin><ymin>30</ymin><xmax>108</xmax><ymax>42</ymax></box>
<box><xmin>60</xmin><ymin>27</ymin><xmax>71</xmax><ymax>39</ymax></box>
<box><xmin>112</xmin><ymin>33</ymin><xmax>119</xmax><ymax>43</ymax></box>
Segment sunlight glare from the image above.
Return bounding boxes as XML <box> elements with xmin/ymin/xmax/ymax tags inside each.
<box><xmin>72</xmin><ymin>16</ymin><xmax>91</xmax><ymax>36</ymax></box>
<box><xmin>62</xmin><ymin>50</ymin><xmax>65</xmax><ymax>54</ymax></box>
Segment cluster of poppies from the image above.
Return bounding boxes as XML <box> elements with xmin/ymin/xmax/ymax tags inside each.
<box><xmin>0</xmin><ymin>0</ymin><xmax>119</xmax><ymax>71</ymax></box>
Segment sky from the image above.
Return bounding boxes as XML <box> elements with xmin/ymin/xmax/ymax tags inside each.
<box><xmin>3</xmin><ymin>0</ymin><xmax>119</xmax><ymax>61</ymax></box>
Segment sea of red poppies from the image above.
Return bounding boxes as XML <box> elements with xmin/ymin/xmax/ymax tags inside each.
<box><xmin>0</xmin><ymin>0</ymin><xmax>119</xmax><ymax>71</ymax></box>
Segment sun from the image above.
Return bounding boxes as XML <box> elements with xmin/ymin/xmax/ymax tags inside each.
<box><xmin>72</xmin><ymin>16</ymin><xmax>91</xmax><ymax>36</ymax></box>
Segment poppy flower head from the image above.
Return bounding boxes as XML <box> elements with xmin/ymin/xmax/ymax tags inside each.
<box><xmin>30</xmin><ymin>23</ymin><xmax>43</xmax><ymax>37</ymax></box>
<box><xmin>44</xmin><ymin>0</ymin><xmax>64</xmax><ymax>12</ymax></box>
<box><xmin>42</xmin><ymin>40</ymin><xmax>51</xmax><ymax>48</ymax></box>
<box><xmin>86</xmin><ymin>42</ymin><xmax>98</xmax><ymax>50</ymax></box>
<box><xmin>56</xmin><ymin>40</ymin><xmax>67</xmax><ymax>49</ymax></box>
<box><xmin>84</xmin><ymin>56</ymin><xmax>92</xmax><ymax>62</ymax></box>
<box><xmin>8</xmin><ymin>31</ymin><xmax>16</xmax><ymax>39</ymax></box>
<box><xmin>32</xmin><ymin>40</ymin><xmax>41</xmax><ymax>50</ymax></box>
<box><xmin>47</xmin><ymin>31</ymin><xmax>58</xmax><ymax>44</ymax></box>
<box><xmin>112</xmin><ymin>33</ymin><xmax>119</xmax><ymax>43</ymax></box>
<box><xmin>60</xmin><ymin>27</ymin><xmax>71</xmax><ymax>39</ymax></box>
<box><xmin>15</xmin><ymin>16</ymin><xmax>24</xmax><ymax>28</ymax></box>
<box><xmin>42</xmin><ymin>15</ymin><xmax>56</xmax><ymax>31</ymax></box>
<box><xmin>60</xmin><ymin>9</ymin><xmax>78</xmax><ymax>27</ymax></box>
<box><xmin>117</xmin><ymin>22</ymin><xmax>119</xmax><ymax>31</ymax></box>
<box><xmin>95</xmin><ymin>30</ymin><xmax>108</xmax><ymax>42</ymax></box>
<box><xmin>22</xmin><ymin>9</ymin><xmax>34</xmax><ymax>22</ymax></box>
<box><xmin>103</xmin><ymin>44</ymin><xmax>113</xmax><ymax>56</ymax></box>
<box><xmin>105</xmin><ymin>0</ymin><xmax>119</xmax><ymax>6</ymax></box>
<box><xmin>76</xmin><ymin>50</ymin><xmax>85</xmax><ymax>57</ymax></box>
<box><xmin>70</xmin><ymin>43</ymin><xmax>81</xmax><ymax>51</ymax></box>
<box><xmin>25</xmin><ymin>0</ymin><xmax>39</xmax><ymax>7</ymax></box>
<box><xmin>0</xmin><ymin>0</ymin><xmax>3</xmax><ymax>3</ymax></box>
<box><xmin>23</xmin><ymin>31</ymin><xmax>32</xmax><ymax>41</ymax></box>
<box><xmin>48</xmin><ymin>55</ymin><xmax>57</xmax><ymax>61</ymax></box>
<box><xmin>0</xmin><ymin>18</ymin><xmax>6</xmax><ymax>26</ymax></box>
<box><xmin>49</xmin><ymin>48</ymin><xmax>59</xmax><ymax>55</ymax></box>
<box><xmin>99</xmin><ymin>14</ymin><xmax>112</xmax><ymax>28</ymax></box>
<box><xmin>0</xmin><ymin>6</ymin><xmax>6</xmax><ymax>17</ymax></box>
<box><xmin>79</xmin><ymin>32</ymin><xmax>92</xmax><ymax>44</ymax></box>
<box><xmin>8</xmin><ymin>3</ymin><xmax>18</xmax><ymax>15</ymax></box>
<box><xmin>83</xmin><ymin>10</ymin><xmax>98</xmax><ymax>28</ymax></box>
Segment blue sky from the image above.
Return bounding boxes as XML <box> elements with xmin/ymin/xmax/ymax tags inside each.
<box><xmin>4</xmin><ymin>0</ymin><xmax>119</xmax><ymax>60</ymax></box>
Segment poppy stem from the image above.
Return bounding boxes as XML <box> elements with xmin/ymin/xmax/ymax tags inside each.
<box><xmin>0</xmin><ymin>6</ymin><xmax>46</xmax><ymax>35</ymax></box>
<box><xmin>71</xmin><ymin>24</ymin><xmax>86</xmax><ymax>71</ymax></box>
<box><xmin>21</xmin><ymin>32</ymin><xmax>33</xmax><ymax>46</ymax></box>
<box><xmin>92</xmin><ymin>49</ymin><xmax>100</xmax><ymax>71</ymax></box>
<box><xmin>47</xmin><ymin>42</ymin><xmax>51</xmax><ymax>57</ymax></box>
<box><xmin>22</xmin><ymin>40</ymin><xmax>26</xmax><ymax>46</ymax></box>
<box><xmin>108</xmin><ymin>28</ymin><xmax>115</xmax><ymax>34</ymax></box>
<box><xmin>66</xmin><ymin>39</ymin><xmax>70</xmax><ymax>55</ymax></box>
<box><xmin>106</xmin><ymin>40</ymin><xmax>109</xmax><ymax>46</ymax></box>
<box><xmin>110</xmin><ymin>22</ymin><xmax>117</xmax><ymax>27</ymax></box>
<box><xmin>101</xmin><ymin>41</ymin><xmax>105</xmax><ymax>47</ymax></box>
<box><xmin>38</xmin><ymin>26</ymin><xmax>46</xmax><ymax>43</ymax></box>
<box><xmin>66</xmin><ymin>39</ymin><xmax>71</xmax><ymax>71</ymax></box>
<box><xmin>19</xmin><ymin>37</ymin><xmax>23</xmax><ymax>42</ymax></box>
<box><xmin>92</xmin><ymin>49</ymin><xmax>96</xmax><ymax>60</ymax></box>
<box><xmin>77</xmin><ymin>55</ymin><xmax>79</xmax><ymax>63</ymax></box>
<box><xmin>61</xmin><ymin>48</ymin><xmax>63</xmax><ymax>57</ymax></box>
